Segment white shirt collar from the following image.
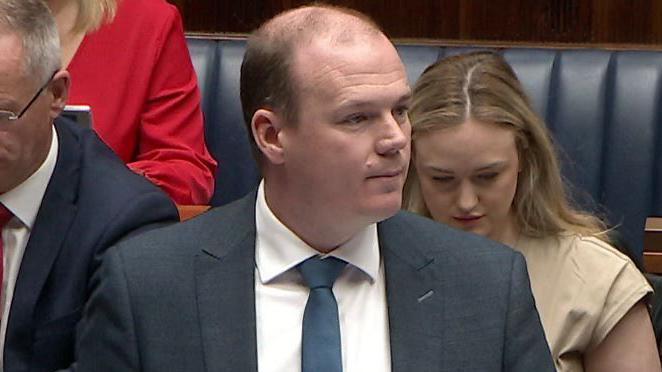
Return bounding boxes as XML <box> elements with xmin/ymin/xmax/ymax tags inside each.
<box><xmin>0</xmin><ymin>125</ymin><xmax>59</xmax><ymax>229</ymax></box>
<box><xmin>255</xmin><ymin>180</ymin><xmax>380</xmax><ymax>284</ymax></box>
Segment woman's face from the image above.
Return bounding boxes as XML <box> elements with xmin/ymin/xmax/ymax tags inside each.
<box><xmin>413</xmin><ymin>118</ymin><xmax>520</xmax><ymax>245</ymax></box>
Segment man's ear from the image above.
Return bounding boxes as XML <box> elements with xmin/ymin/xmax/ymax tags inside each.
<box><xmin>252</xmin><ymin>108</ymin><xmax>285</xmax><ymax>165</ymax></box>
<box><xmin>48</xmin><ymin>69</ymin><xmax>70</xmax><ymax>119</ymax></box>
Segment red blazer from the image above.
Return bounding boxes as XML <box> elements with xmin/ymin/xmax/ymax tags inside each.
<box><xmin>67</xmin><ymin>0</ymin><xmax>216</xmax><ymax>204</ymax></box>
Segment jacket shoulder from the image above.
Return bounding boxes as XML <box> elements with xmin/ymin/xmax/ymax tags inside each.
<box><xmin>115</xmin><ymin>193</ymin><xmax>256</xmax><ymax>260</ymax></box>
<box><xmin>382</xmin><ymin>211</ymin><xmax>518</xmax><ymax>259</ymax></box>
<box><xmin>52</xmin><ymin>118</ymin><xmax>178</xmax><ymax>233</ymax></box>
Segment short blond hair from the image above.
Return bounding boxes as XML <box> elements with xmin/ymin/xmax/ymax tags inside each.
<box><xmin>74</xmin><ymin>0</ymin><xmax>118</xmax><ymax>32</ymax></box>
<box><xmin>404</xmin><ymin>51</ymin><xmax>609</xmax><ymax>240</ymax></box>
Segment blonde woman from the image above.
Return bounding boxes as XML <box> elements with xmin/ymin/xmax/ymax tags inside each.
<box><xmin>404</xmin><ymin>51</ymin><xmax>660</xmax><ymax>372</ymax></box>
<box><xmin>45</xmin><ymin>0</ymin><xmax>216</xmax><ymax>205</ymax></box>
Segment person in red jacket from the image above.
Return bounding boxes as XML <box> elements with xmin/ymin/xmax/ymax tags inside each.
<box><xmin>46</xmin><ymin>0</ymin><xmax>217</xmax><ymax>205</ymax></box>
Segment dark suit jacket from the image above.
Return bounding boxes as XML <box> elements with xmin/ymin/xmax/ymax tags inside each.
<box><xmin>73</xmin><ymin>191</ymin><xmax>554</xmax><ymax>371</ymax></box>
<box><xmin>4</xmin><ymin>117</ymin><xmax>179</xmax><ymax>372</ymax></box>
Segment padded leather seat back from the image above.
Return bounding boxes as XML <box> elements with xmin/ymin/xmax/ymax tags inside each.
<box><xmin>189</xmin><ymin>38</ymin><xmax>260</xmax><ymax>207</ymax></box>
<box><xmin>188</xmin><ymin>37</ymin><xmax>662</xmax><ymax>256</ymax></box>
<box><xmin>505</xmin><ymin>49</ymin><xmax>662</xmax><ymax>256</ymax></box>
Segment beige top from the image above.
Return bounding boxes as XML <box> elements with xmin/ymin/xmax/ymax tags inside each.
<box><xmin>515</xmin><ymin>233</ymin><xmax>652</xmax><ymax>372</ymax></box>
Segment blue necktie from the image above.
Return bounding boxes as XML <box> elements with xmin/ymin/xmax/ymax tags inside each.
<box><xmin>298</xmin><ymin>256</ymin><xmax>347</xmax><ymax>372</ymax></box>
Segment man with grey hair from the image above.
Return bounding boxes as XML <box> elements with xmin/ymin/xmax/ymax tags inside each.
<box><xmin>73</xmin><ymin>4</ymin><xmax>554</xmax><ymax>371</ymax></box>
<box><xmin>0</xmin><ymin>0</ymin><xmax>178</xmax><ymax>371</ymax></box>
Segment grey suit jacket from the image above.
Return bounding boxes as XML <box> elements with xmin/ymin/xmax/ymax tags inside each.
<box><xmin>73</xmin><ymin>192</ymin><xmax>554</xmax><ymax>371</ymax></box>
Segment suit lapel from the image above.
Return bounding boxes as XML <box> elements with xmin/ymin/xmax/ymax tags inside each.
<box><xmin>379</xmin><ymin>214</ymin><xmax>444</xmax><ymax>372</ymax></box>
<box><xmin>7</xmin><ymin>122</ymin><xmax>79</xmax><ymax>354</ymax></box>
<box><xmin>193</xmin><ymin>203</ymin><xmax>444</xmax><ymax>371</ymax></box>
<box><xmin>195</xmin><ymin>193</ymin><xmax>258</xmax><ymax>372</ymax></box>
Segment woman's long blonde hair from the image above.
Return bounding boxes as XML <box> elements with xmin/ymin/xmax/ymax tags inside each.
<box><xmin>74</xmin><ymin>0</ymin><xmax>118</xmax><ymax>33</ymax></box>
<box><xmin>404</xmin><ymin>51</ymin><xmax>609</xmax><ymax>240</ymax></box>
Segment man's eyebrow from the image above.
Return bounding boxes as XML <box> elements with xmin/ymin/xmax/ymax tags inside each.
<box><xmin>337</xmin><ymin>100</ymin><xmax>370</xmax><ymax>110</ymax></box>
<box><xmin>338</xmin><ymin>91</ymin><xmax>412</xmax><ymax>110</ymax></box>
<box><xmin>396</xmin><ymin>92</ymin><xmax>412</xmax><ymax>105</ymax></box>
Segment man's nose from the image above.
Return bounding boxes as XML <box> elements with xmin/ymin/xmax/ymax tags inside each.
<box><xmin>375</xmin><ymin>114</ymin><xmax>409</xmax><ymax>156</ymax></box>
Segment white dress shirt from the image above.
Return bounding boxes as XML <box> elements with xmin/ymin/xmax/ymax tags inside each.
<box><xmin>254</xmin><ymin>181</ymin><xmax>391</xmax><ymax>372</ymax></box>
<box><xmin>0</xmin><ymin>126</ymin><xmax>58</xmax><ymax>370</ymax></box>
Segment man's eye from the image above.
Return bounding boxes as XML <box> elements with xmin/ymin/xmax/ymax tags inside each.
<box><xmin>392</xmin><ymin>106</ymin><xmax>409</xmax><ymax>122</ymax></box>
<box><xmin>0</xmin><ymin>110</ymin><xmax>16</xmax><ymax>122</ymax></box>
<box><xmin>344</xmin><ymin>114</ymin><xmax>368</xmax><ymax>124</ymax></box>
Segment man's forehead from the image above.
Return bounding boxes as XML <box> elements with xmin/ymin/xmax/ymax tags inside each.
<box><xmin>0</xmin><ymin>33</ymin><xmax>26</xmax><ymax>80</ymax></box>
<box><xmin>291</xmin><ymin>71</ymin><xmax>410</xmax><ymax>119</ymax></box>
<box><xmin>0</xmin><ymin>33</ymin><xmax>23</xmax><ymax>63</ymax></box>
<box><xmin>0</xmin><ymin>30</ymin><xmax>33</xmax><ymax>93</ymax></box>
<box><xmin>291</xmin><ymin>35</ymin><xmax>406</xmax><ymax>88</ymax></box>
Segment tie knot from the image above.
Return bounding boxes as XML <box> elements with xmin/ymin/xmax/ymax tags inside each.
<box><xmin>298</xmin><ymin>256</ymin><xmax>347</xmax><ymax>289</ymax></box>
<box><xmin>0</xmin><ymin>203</ymin><xmax>12</xmax><ymax>228</ymax></box>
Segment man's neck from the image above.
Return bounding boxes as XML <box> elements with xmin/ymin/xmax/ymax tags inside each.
<box><xmin>263</xmin><ymin>182</ymin><xmax>367</xmax><ymax>254</ymax></box>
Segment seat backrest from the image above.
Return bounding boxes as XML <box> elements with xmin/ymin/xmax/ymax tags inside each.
<box><xmin>189</xmin><ymin>37</ymin><xmax>260</xmax><ymax>207</ymax></box>
<box><xmin>188</xmin><ymin>36</ymin><xmax>662</xmax><ymax>257</ymax></box>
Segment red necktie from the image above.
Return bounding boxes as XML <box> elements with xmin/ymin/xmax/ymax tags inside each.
<box><xmin>0</xmin><ymin>203</ymin><xmax>13</xmax><ymax>299</ymax></box>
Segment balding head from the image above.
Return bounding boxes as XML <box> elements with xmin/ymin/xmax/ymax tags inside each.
<box><xmin>240</xmin><ymin>5</ymin><xmax>387</xmax><ymax>162</ymax></box>
<box><xmin>260</xmin><ymin>5</ymin><xmax>382</xmax><ymax>46</ymax></box>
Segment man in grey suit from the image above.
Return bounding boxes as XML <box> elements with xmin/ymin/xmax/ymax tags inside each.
<box><xmin>73</xmin><ymin>4</ymin><xmax>554</xmax><ymax>372</ymax></box>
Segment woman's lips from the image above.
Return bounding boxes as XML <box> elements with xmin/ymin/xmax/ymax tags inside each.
<box><xmin>452</xmin><ymin>215</ymin><xmax>484</xmax><ymax>226</ymax></box>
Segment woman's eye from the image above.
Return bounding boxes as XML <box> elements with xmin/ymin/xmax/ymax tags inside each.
<box><xmin>476</xmin><ymin>173</ymin><xmax>498</xmax><ymax>181</ymax></box>
<box><xmin>432</xmin><ymin>176</ymin><xmax>454</xmax><ymax>183</ymax></box>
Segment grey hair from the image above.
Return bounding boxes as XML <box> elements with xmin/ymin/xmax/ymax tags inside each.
<box><xmin>0</xmin><ymin>0</ymin><xmax>61</xmax><ymax>84</ymax></box>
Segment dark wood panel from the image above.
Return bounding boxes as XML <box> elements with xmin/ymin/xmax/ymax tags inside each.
<box><xmin>654</xmin><ymin>1</ymin><xmax>662</xmax><ymax>44</ymax></box>
<box><xmin>166</xmin><ymin>0</ymin><xmax>662</xmax><ymax>45</ymax></box>
<box><xmin>644</xmin><ymin>217</ymin><xmax>662</xmax><ymax>274</ymax></box>
<box><xmin>592</xmin><ymin>0</ymin><xmax>652</xmax><ymax>43</ymax></box>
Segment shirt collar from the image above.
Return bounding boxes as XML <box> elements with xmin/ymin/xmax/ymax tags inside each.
<box><xmin>0</xmin><ymin>125</ymin><xmax>59</xmax><ymax>229</ymax></box>
<box><xmin>255</xmin><ymin>180</ymin><xmax>380</xmax><ymax>284</ymax></box>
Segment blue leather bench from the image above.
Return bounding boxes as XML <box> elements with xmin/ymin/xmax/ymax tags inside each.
<box><xmin>187</xmin><ymin>35</ymin><xmax>662</xmax><ymax>260</ymax></box>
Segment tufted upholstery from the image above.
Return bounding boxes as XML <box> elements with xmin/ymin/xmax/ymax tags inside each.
<box><xmin>188</xmin><ymin>37</ymin><xmax>261</xmax><ymax>208</ymax></box>
<box><xmin>187</xmin><ymin>35</ymin><xmax>662</xmax><ymax>258</ymax></box>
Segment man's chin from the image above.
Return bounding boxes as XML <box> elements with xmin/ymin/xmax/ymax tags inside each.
<box><xmin>360</xmin><ymin>197</ymin><xmax>402</xmax><ymax>223</ymax></box>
